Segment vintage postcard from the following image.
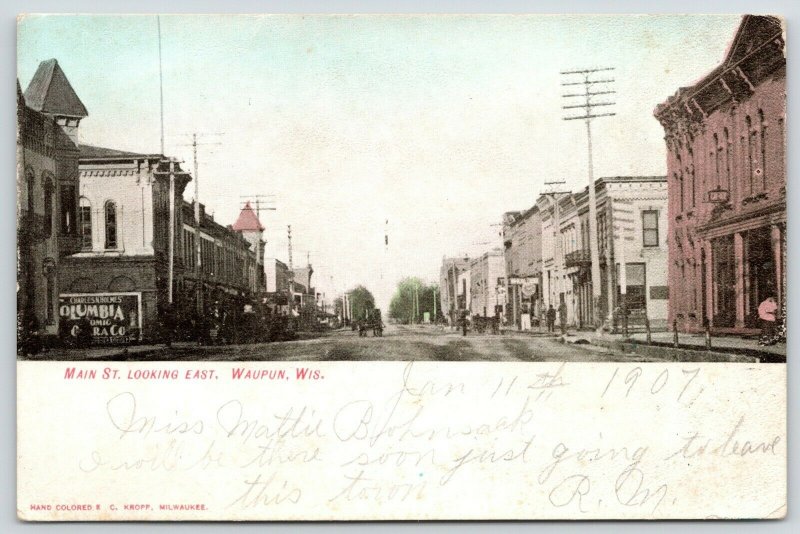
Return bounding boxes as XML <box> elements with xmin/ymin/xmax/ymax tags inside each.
<box><xmin>16</xmin><ymin>14</ymin><xmax>786</xmax><ymax>520</ymax></box>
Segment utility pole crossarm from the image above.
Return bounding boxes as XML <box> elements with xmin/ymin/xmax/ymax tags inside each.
<box><xmin>561</xmin><ymin>79</ymin><xmax>615</xmax><ymax>86</ymax></box>
<box><xmin>560</xmin><ymin>67</ymin><xmax>615</xmax><ymax>75</ymax></box>
<box><xmin>562</xmin><ymin>102</ymin><xmax>615</xmax><ymax>109</ymax></box>
<box><xmin>563</xmin><ymin>113</ymin><xmax>617</xmax><ymax>121</ymax></box>
<box><xmin>562</xmin><ymin>90</ymin><xmax>616</xmax><ymax>97</ymax></box>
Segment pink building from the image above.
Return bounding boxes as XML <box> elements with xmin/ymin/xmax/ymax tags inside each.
<box><xmin>655</xmin><ymin>15</ymin><xmax>785</xmax><ymax>333</ymax></box>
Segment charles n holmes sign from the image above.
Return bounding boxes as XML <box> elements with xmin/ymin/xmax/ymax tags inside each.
<box><xmin>58</xmin><ymin>293</ymin><xmax>142</xmax><ymax>345</ymax></box>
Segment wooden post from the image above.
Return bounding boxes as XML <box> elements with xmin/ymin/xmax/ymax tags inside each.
<box><xmin>673</xmin><ymin>318</ymin><xmax>679</xmax><ymax>348</ymax></box>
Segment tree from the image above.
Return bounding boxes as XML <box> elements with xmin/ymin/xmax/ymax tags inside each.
<box><xmin>389</xmin><ymin>277</ymin><xmax>439</xmax><ymax>324</ymax></box>
<box><xmin>333</xmin><ymin>297</ymin><xmax>344</xmax><ymax>319</ymax></box>
<box><xmin>348</xmin><ymin>285</ymin><xmax>376</xmax><ymax>321</ymax></box>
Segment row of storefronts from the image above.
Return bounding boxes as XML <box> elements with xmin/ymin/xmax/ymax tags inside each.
<box><xmin>444</xmin><ymin>16</ymin><xmax>785</xmax><ymax>337</ymax></box>
<box><xmin>501</xmin><ymin>177</ymin><xmax>669</xmax><ymax>331</ymax></box>
<box><xmin>18</xmin><ymin>58</ymin><xmax>269</xmax><ymax>348</ymax></box>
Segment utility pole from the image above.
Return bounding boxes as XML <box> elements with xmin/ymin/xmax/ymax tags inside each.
<box><xmin>174</xmin><ymin>132</ymin><xmax>223</xmax><ymax>314</ymax></box>
<box><xmin>433</xmin><ymin>285</ymin><xmax>437</xmax><ymax>322</ymax></box>
<box><xmin>540</xmin><ymin>181</ymin><xmax>571</xmax><ymax>312</ymax></box>
<box><xmin>156</xmin><ymin>16</ymin><xmax>173</xmax><ymax>306</ymax></box>
<box><xmin>451</xmin><ymin>260</ymin><xmax>457</xmax><ymax>328</ymax></box>
<box><xmin>287</xmin><ymin>225</ymin><xmax>294</xmax><ymax>315</ymax></box>
<box><xmin>414</xmin><ymin>282</ymin><xmax>419</xmax><ymax>324</ymax></box>
<box><xmin>611</xmin><ymin>198</ymin><xmax>636</xmax><ymax>336</ymax></box>
<box><xmin>239</xmin><ymin>194</ymin><xmax>276</xmax><ymax>220</ymax></box>
<box><xmin>562</xmin><ymin>67</ymin><xmax>616</xmax><ymax>329</ymax></box>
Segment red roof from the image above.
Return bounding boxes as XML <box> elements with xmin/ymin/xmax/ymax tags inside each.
<box><xmin>232</xmin><ymin>202</ymin><xmax>264</xmax><ymax>232</ymax></box>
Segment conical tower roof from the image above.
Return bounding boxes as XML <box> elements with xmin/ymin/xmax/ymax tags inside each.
<box><xmin>24</xmin><ymin>59</ymin><xmax>88</xmax><ymax>118</ymax></box>
<box><xmin>232</xmin><ymin>201</ymin><xmax>264</xmax><ymax>232</ymax></box>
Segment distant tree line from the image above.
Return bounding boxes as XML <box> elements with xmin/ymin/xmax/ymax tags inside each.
<box><xmin>344</xmin><ymin>285</ymin><xmax>376</xmax><ymax>321</ymax></box>
<box><xmin>389</xmin><ymin>277</ymin><xmax>440</xmax><ymax>324</ymax></box>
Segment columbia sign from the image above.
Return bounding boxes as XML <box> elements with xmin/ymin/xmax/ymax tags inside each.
<box><xmin>58</xmin><ymin>293</ymin><xmax>142</xmax><ymax>345</ymax></box>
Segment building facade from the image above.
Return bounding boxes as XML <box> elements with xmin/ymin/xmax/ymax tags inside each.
<box><xmin>575</xmin><ymin>177</ymin><xmax>669</xmax><ymax>330</ymax></box>
<box><xmin>502</xmin><ymin>207</ymin><xmax>542</xmax><ymax>329</ymax></box>
<box><xmin>59</xmin><ymin>145</ymin><xmax>191</xmax><ymax>344</ymax></box>
<box><xmin>534</xmin><ymin>178</ymin><xmax>669</xmax><ymax>330</ymax></box>
<box><xmin>264</xmin><ymin>257</ymin><xmax>291</xmax><ymax>313</ymax></box>
<box><xmin>538</xmin><ymin>192</ymin><xmax>571</xmax><ymax>327</ymax></box>
<box><xmin>17</xmin><ymin>59</ymin><xmax>86</xmax><ymax>346</ymax></box>
<box><xmin>179</xmin><ymin>200</ymin><xmax>263</xmax><ymax>328</ymax></box>
<box><xmin>439</xmin><ymin>256</ymin><xmax>471</xmax><ymax>325</ymax></box>
<box><xmin>655</xmin><ymin>15</ymin><xmax>786</xmax><ymax>333</ymax></box>
<box><xmin>469</xmin><ymin>249</ymin><xmax>505</xmax><ymax>318</ymax></box>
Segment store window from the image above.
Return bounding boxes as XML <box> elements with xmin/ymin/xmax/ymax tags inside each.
<box><xmin>79</xmin><ymin>197</ymin><xmax>92</xmax><ymax>250</ymax></box>
<box><xmin>642</xmin><ymin>210</ymin><xmax>659</xmax><ymax>247</ymax></box>
<box><xmin>104</xmin><ymin>200</ymin><xmax>117</xmax><ymax>249</ymax></box>
<box><xmin>60</xmin><ymin>185</ymin><xmax>77</xmax><ymax>235</ymax></box>
<box><xmin>616</xmin><ymin>263</ymin><xmax>646</xmax><ymax>310</ymax></box>
<box><xmin>43</xmin><ymin>177</ymin><xmax>54</xmax><ymax>239</ymax></box>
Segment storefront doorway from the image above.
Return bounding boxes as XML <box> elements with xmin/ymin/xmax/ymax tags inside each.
<box><xmin>745</xmin><ymin>226</ymin><xmax>776</xmax><ymax>327</ymax></box>
<box><xmin>712</xmin><ymin>235</ymin><xmax>735</xmax><ymax>327</ymax></box>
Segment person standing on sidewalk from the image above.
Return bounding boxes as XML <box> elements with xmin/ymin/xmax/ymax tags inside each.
<box><xmin>558</xmin><ymin>301</ymin><xmax>568</xmax><ymax>335</ymax></box>
<box><xmin>546</xmin><ymin>305</ymin><xmax>556</xmax><ymax>333</ymax></box>
<box><xmin>758</xmin><ymin>296</ymin><xmax>778</xmax><ymax>346</ymax></box>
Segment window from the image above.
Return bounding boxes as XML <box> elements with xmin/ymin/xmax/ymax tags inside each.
<box><xmin>60</xmin><ymin>185</ymin><xmax>77</xmax><ymax>235</ymax></box>
<box><xmin>43</xmin><ymin>178</ymin><xmax>54</xmax><ymax>239</ymax></box>
<box><xmin>642</xmin><ymin>210</ymin><xmax>659</xmax><ymax>247</ymax></box>
<box><xmin>688</xmin><ymin>146</ymin><xmax>696</xmax><ymax>208</ymax></box>
<box><xmin>746</xmin><ymin>115</ymin><xmax>755</xmax><ymax>194</ymax></box>
<box><xmin>104</xmin><ymin>200</ymin><xmax>117</xmax><ymax>249</ymax></box>
<box><xmin>759</xmin><ymin>109</ymin><xmax>767</xmax><ymax>190</ymax></box>
<box><xmin>713</xmin><ymin>133</ymin><xmax>722</xmax><ymax>188</ymax></box>
<box><xmin>723</xmin><ymin>128</ymin><xmax>731</xmax><ymax>190</ymax></box>
<box><xmin>79</xmin><ymin>197</ymin><xmax>92</xmax><ymax>250</ymax></box>
<box><xmin>46</xmin><ymin>270</ymin><xmax>55</xmax><ymax>324</ymax></box>
<box><xmin>26</xmin><ymin>170</ymin><xmax>35</xmax><ymax>214</ymax></box>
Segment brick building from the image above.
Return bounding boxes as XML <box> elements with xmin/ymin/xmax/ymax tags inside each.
<box><xmin>179</xmin><ymin>200</ymin><xmax>263</xmax><ymax>327</ymax></box>
<box><xmin>655</xmin><ymin>15</ymin><xmax>786</xmax><ymax>333</ymax></box>
<box><xmin>17</xmin><ymin>59</ymin><xmax>86</xmax><ymax>347</ymax></box>
<box><xmin>502</xmin><ymin>207</ymin><xmax>542</xmax><ymax>328</ymax></box>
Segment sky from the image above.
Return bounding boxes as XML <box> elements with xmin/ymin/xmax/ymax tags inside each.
<box><xmin>18</xmin><ymin>14</ymin><xmax>742</xmax><ymax>310</ymax></box>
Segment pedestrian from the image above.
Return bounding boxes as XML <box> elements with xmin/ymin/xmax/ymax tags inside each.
<box><xmin>460</xmin><ymin>310</ymin><xmax>469</xmax><ymax>336</ymax></box>
<box><xmin>546</xmin><ymin>305</ymin><xmax>556</xmax><ymax>333</ymax></box>
<box><xmin>558</xmin><ymin>301</ymin><xmax>568</xmax><ymax>335</ymax></box>
<box><xmin>77</xmin><ymin>313</ymin><xmax>92</xmax><ymax>348</ymax></box>
<box><xmin>758</xmin><ymin>296</ymin><xmax>778</xmax><ymax>346</ymax></box>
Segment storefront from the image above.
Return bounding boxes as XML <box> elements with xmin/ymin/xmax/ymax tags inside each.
<box><xmin>58</xmin><ymin>292</ymin><xmax>142</xmax><ymax>345</ymax></box>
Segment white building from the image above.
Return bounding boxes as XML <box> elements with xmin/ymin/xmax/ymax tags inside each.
<box><xmin>469</xmin><ymin>249</ymin><xmax>505</xmax><ymax>318</ymax></box>
<box><xmin>539</xmin><ymin>177</ymin><xmax>669</xmax><ymax>330</ymax></box>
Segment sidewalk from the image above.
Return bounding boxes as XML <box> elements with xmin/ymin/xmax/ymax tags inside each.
<box><xmin>566</xmin><ymin>330</ymin><xmax>786</xmax><ymax>361</ymax></box>
<box><xmin>23</xmin><ymin>342</ymin><xmax>198</xmax><ymax>361</ymax></box>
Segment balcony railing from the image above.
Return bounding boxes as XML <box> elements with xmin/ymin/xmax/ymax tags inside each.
<box><xmin>565</xmin><ymin>249</ymin><xmax>592</xmax><ymax>268</ymax></box>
